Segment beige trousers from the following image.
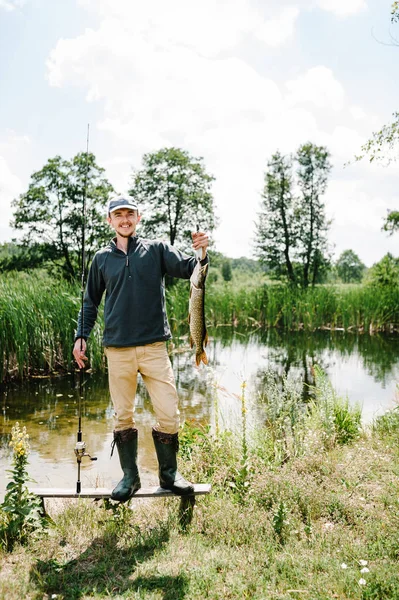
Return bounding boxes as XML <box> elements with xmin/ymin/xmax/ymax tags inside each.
<box><xmin>104</xmin><ymin>342</ymin><xmax>180</xmax><ymax>434</ymax></box>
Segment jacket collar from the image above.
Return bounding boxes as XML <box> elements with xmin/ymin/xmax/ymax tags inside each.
<box><xmin>110</xmin><ymin>236</ymin><xmax>138</xmax><ymax>253</ymax></box>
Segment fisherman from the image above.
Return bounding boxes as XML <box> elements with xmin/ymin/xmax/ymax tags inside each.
<box><xmin>72</xmin><ymin>195</ymin><xmax>209</xmax><ymax>502</ymax></box>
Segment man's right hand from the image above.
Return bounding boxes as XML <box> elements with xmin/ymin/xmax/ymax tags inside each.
<box><xmin>73</xmin><ymin>338</ymin><xmax>88</xmax><ymax>369</ymax></box>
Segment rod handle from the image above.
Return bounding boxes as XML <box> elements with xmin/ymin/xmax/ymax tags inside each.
<box><xmin>194</xmin><ymin>223</ymin><xmax>202</xmax><ymax>260</ymax></box>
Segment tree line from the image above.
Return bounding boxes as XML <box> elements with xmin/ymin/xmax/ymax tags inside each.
<box><xmin>4</xmin><ymin>148</ymin><xmax>216</xmax><ymax>280</ymax></box>
<box><xmin>0</xmin><ymin>140</ymin><xmax>396</xmax><ymax>288</ymax></box>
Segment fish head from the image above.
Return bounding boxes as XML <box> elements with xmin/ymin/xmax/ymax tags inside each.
<box><xmin>197</xmin><ymin>262</ymin><xmax>208</xmax><ymax>286</ymax></box>
<box><xmin>190</xmin><ymin>261</ymin><xmax>208</xmax><ymax>288</ymax></box>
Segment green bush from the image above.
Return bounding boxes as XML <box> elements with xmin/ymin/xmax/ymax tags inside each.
<box><xmin>309</xmin><ymin>365</ymin><xmax>361</xmax><ymax>448</ymax></box>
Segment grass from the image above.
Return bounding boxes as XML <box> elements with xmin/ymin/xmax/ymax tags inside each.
<box><xmin>167</xmin><ymin>278</ymin><xmax>399</xmax><ymax>332</ymax></box>
<box><xmin>0</xmin><ymin>271</ymin><xmax>104</xmax><ymax>381</ymax></box>
<box><xmin>0</xmin><ymin>270</ymin><xmax>398</xmax><ymax>381</ymax></box>
<box><xmin>1</xmin><ymin>376</ymin><xmax>399</xmax><ymax>599</ymax></box>
<box><xmin>1</xmin><ymin>430</ymin><xmax>399</xmax><ymax>598</ymax></box>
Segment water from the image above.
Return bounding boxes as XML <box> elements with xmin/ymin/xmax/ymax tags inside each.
<box><xmin>1</xmin><ymin>329</ymin><xmax>398</xmax><ymax>500</ymax></box>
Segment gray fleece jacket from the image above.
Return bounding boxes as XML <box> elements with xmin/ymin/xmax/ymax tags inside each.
<box><xmin>75</xmin><ymin>236</ymin><xmax>208</xmax><ymax>347</ymax></box>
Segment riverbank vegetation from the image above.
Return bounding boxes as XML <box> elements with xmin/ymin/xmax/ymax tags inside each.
<box><xmin>0</xmin><ymin>268</ymin><xmax>398</xmax><ymax>382</ymax></box>
<box><xmin>1</xmin><ymin>371</ymin><xmax>399</xmax><ymax>599</ymax></box>
<box><xmin>0</xmin><ymin>112</ymin><xmax>397</xmax><ymax>384</ymax></box>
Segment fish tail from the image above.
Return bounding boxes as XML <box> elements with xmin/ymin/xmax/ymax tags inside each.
<box><xmin>196</xmin><ymin>349</ymin><xmax>208</xmax><ymax>366</ymax></box>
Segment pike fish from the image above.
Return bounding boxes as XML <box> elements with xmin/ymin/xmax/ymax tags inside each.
<box><xmin>189</xmin><ymin>259</ymin><xmax>208</xmax><ymax>366</ymax></box>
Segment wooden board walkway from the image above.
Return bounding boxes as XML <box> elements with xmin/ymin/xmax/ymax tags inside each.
<box><xmin>30</xmin><ymin>483</ymin><xmax>211</xmax><ymax>500</ymax></box>
<box><xmin>30</xmin><ymin>483</ymin><xmax>211</xmax><ymax>527</ymax></box>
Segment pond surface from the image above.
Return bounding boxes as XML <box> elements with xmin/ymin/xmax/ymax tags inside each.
<box><xmin>1</xmin><ymin>329</ymin><xmax>398</xmax><ymax>500</ymax></box>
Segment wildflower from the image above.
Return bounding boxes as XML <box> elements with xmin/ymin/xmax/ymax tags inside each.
<box><xmin>9</xmin><ymin>422</ymin><xmax>30</xmax><ymax>460</ymax></box>
<box><xmin>359</xmin><ymin>559</ymin><xmax>368</xmax><ymax>566</ymax></box>
<box><xmin>341</xmin><ymin>563</ymin><xmax>348</xmax><ymax>569</ymax></box>
<box><xmin>2</xmin><ymin>422</ymin><xmax>47</xmax><ymax>550</ymax></box>
<box><xmin>360</xmin><ymin>567</ymin><xmax>370</xmax><ymax>573</ymax></box>
<box><xmin>358</xmin><ymin>579</ymin><xmax>367</xmax><ymax>586</ymax></box>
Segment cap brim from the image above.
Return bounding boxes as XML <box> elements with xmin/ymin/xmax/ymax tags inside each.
<box><xmin>109</xmin><ymin>204</ymin><xmax>138</xmax><ymax>213</ymax></box>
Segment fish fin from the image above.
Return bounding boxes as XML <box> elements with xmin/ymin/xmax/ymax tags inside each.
<box><xmin>204</xmin><ymin>331</ymin><xmax>209</xmax><ymax>347</ymax></box>
<box><xmin>189</xmin><ymin>335</ymin><xmax>194</xmax><ymax>349</ymax></box>
<box><xmin>196</xmin><ymin>350</ymin><xmax>208</xmax><ymax>366</ymax></box>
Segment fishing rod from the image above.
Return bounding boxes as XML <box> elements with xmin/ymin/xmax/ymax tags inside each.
<box><xmin>75</xmin><ymin>124</ymin><xmax>97</xmax><ymax>494</ymax></box>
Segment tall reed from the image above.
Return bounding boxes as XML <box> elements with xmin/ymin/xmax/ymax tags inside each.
<box><xmin>1</xmin><ymin>272</ymin><xmax>398</xmax><ymax>381</ymax></box>
<box><xmin>0</xmin><ymin>272</ymin><xmax>104</xmax><ymax>381</ymax></box>
<box><xmin>167</xmin><ymin>280</ymin><xmax>399</xmax><ymax>332</ymax></box>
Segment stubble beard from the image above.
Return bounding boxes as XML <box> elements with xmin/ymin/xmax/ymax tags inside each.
<box><xmin>117</xmin><ymin>227</ymin><xmax>135</xmax><ymax>239</ymax></box>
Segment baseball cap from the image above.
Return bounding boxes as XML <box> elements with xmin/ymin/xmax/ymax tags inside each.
<box><xmin>107</xmin><ymin>195</ymin><xmax>138</xmax><ymax>215</ymax></box>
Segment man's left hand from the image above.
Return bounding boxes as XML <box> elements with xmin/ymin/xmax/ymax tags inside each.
<box><xmin>191</xmin><ymin>231</ymin><xmax>209</xmax><ymax>260</ymax></box>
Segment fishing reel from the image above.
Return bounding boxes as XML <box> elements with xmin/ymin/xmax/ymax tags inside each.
<box><xmin>74</xmin><ymin>440</ymin><xmax>97</xmax><ymax>463</ymax></box>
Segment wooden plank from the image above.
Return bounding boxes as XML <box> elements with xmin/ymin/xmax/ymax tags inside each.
<box><xmin>29</xmin><ymin>483</ymin><xmax>211</xmax><ymax>499</ymax></box>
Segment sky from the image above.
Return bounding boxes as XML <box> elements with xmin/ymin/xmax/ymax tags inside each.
<box><xmin>0</xmin><ymin>0</ymin><xmax>398</xmax><ymax>266</ymax></box>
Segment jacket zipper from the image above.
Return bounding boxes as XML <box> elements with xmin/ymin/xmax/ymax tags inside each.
<box><xmin>125</xmin><ymin>254</ymin><xmax>132</xmax><ymax>279</ymax></box>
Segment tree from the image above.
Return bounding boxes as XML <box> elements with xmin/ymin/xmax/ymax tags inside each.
<box><xmin>355</xmin><ymin>115</ymin><xmax>399</xmax><ymax>235</ymax></box>
<box><xmin>254</xmin><ymin>145</ymin><xmax>332</xmax><ymax>287</ymax></box>
<box><xmin>336</xmin><ymin>249</ymin><xmax>365</xmax><ymax>283</ymax></box>
<box><xmin>383</xmin><ymin>210</ymin><xmax>399</xmax><ymax>235</ymax></box>
<box><xmin>11</xmin><ymin>153</ymin><xmax>114</xmax><ymax>279</ymax></box>
<box><xmin>221</xmin><ymin>260</ymin><xmax>232</xmax><ymax>282</ymax></box>
<box><xmin>254</xmin><ymin>151</ymin><xmax>297</xmax><ymax>284</ymax></box>
<box><xmin>355</xmin><ymin>111</ymin><xmax>399</xmax><ymax>167</ymax></box>
<box><xmin>367</xmin><ymin>253</ymin><xmax>399</xmax><ymax>288</ymax></box>
<box><xmin>296</xmin><ymin>143</ymin><xmax>332</xmax><ymax>288</ymax></box>
<box><xmin>130</xmin><ymin>147</ymin><xmax>217</xmax><ymax>252</ymax></box>
<box><xmin>0</xmin><ymin>242</ymin><xmax>51</xmax><ymax>273</ymax></box>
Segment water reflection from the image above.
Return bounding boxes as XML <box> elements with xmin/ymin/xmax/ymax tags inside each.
<box><xmin>1</xmin><ymin>329</ymin><xmax>398</xmax><ymax>500</ymax></box>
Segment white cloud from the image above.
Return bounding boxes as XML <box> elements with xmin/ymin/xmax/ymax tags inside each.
<box><xmin>315</xmin><ymin>0</ymin><xmax>367</xmax><ymax>17</ymax></box>
<box><xmin>71</xmin><ymin>0</ymin><xmax>299</xmax><ymax>59</ymax></box>
<box><xmin>326</xmin><ymin>178</ymin><xmax>397</xmax><ymax>265</ymax></box>
<box><xmin>254</xmin><ymin>6</ymin><xmax>300</xmax><ymax>47</ymax></box>
<box><xmin>0</xmin><ymin>157</ymin><xmax>22</xmax><ymax>199</ymax></box>
<box><xmin>47</xmin><ymin>28</ymin><xmax>100</xmax><ymax>88</ymax></box>
<box><xmin>324</xmin><ymin>125</ymin><xmax>366</xmax><ymax>163</ymax></box>
<box><xmin>286</xmin><ymin>66</ymin><xmax>345</xmax><ymax>112</ymax></box>
<box><xmin>47</xmin><ymin>15</ymin><xmax>284</xmax><ymax>157</ymax></box>
<box><xmin>0</xmin><ymin>157</ymin><xmax>23</xmax><ymax>240</ymax></box>
<box><xmin>0</xmin><ymin>131</ymin><xmax>30</xmax><ymax>242</ymax></box>
<box><xmin>0</xmin><ymin>0</ymin><xmax>25</xmax><ymax>11</ymax></box>
<box><xmin>44</xmin><ymin>0</ymin><xmax>392</xmax><ymax>264</ymax></box>
<box><xmin>327</xmin><ymin>179</ymin><xmax>382</xmax><ymax>231</ymax></box>
<box><xmin>48</xmin><ymin>0</ymin><xmax>299</xmax><ymax>91</ymax></box>
<box><xmin>350</xmin><ymin>105</ymin><xmax>367</xmax><ymax>120</ymax></box>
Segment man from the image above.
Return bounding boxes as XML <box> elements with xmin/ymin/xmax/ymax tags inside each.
<box><xmin>73</xmin><ymin>195</ymin><xmax>209</xmax><ymax>502</ymax></box>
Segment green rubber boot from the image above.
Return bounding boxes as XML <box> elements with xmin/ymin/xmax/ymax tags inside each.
<box><xmin>111</xmin><ymin>428</ymin><xmax>141</xmax><ymax>502</ymax></box>
<box><xmin>152</xmin><ymin>429</ymin><xmax>194</xmax><ymax>496</ymax></box>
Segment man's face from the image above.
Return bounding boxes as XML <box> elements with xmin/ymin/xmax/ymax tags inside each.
<box><xmin>107</xmin><ymin>208</ymin><xmax>141</xmax><ymax>238</ymax></box>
